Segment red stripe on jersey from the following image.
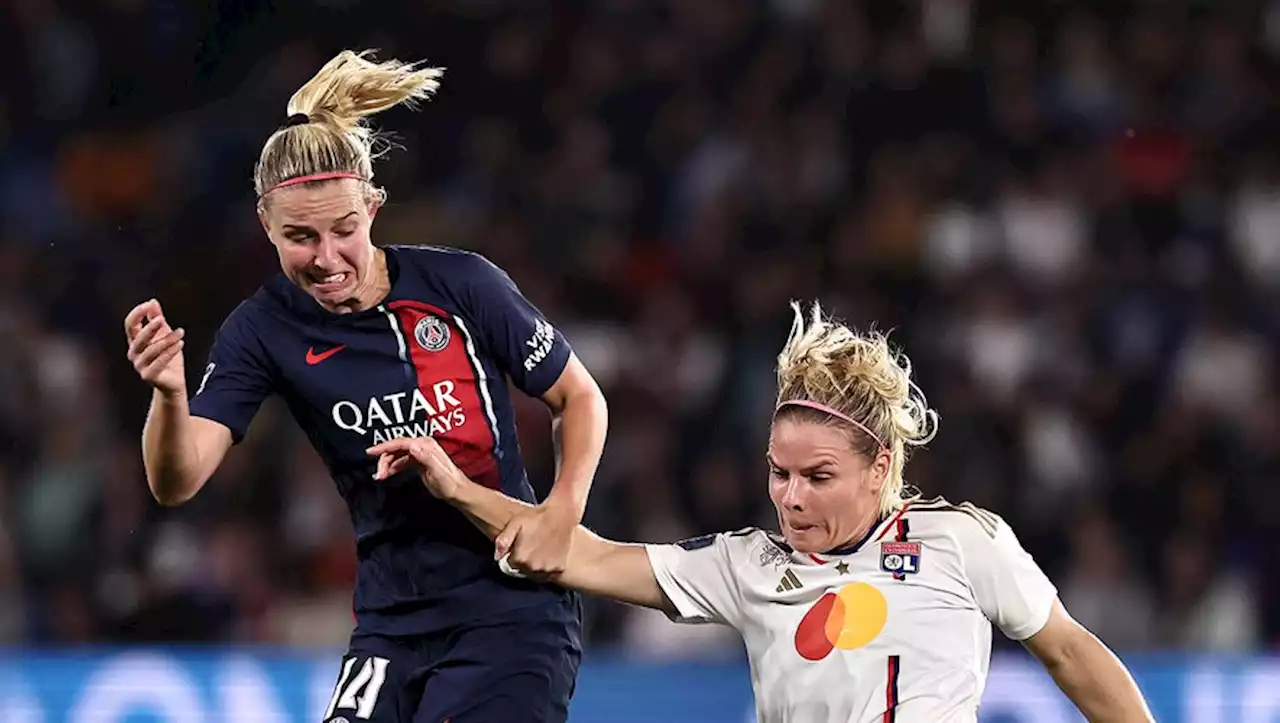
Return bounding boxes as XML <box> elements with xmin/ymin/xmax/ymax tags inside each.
<box><xmin>388</xmin><ymin>300</ymin><xmax>501</xmax><ymax>489</ymax></box>
<box><xmin>874</xmin><ymin>504</ymin><xmax>913</xmax><ymax>542</ymax></box>
<box><xmin>890</xmin><ymin>516</ymin><xmax>911</xmax><ymax>580</ymax></box>
<box><xmin>883</xmin><ymin>655</ymin><xmax>900</xmax><ymax>722</ymax></box>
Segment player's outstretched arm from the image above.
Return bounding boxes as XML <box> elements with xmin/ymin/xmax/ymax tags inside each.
<box><xmin>1023</xmin><ymin>601</ymin><xmax>1155</xmax><ymax>723</ymax></box>
<box><xmin>958</xmin><ymin>510</ymin><xmax>1153</xmax><ymax>722</ymax></box>
<box><xmin>368</xmin><ymin>437</ymin><xmax>670</xmax><ymax>612</ymax></box>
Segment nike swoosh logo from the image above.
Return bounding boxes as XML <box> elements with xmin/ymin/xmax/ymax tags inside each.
<box><xmin>305</xmin><ymin>345</ymin><xmax>346</xmax><ymax>365</ymax></box>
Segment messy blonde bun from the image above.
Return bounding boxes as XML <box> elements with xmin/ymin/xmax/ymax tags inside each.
<box><xmin>254</xmin><ymin>50</ymin><xmax>444</xmax><ymax>202</ymax></box>
<box><xmin>775</xmin><ymin>301</ymin><xmax>939</xmax><ymax>515</ymax></box>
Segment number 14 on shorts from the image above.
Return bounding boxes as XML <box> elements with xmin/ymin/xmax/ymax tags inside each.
<box><xmin>325</xmin><ymin>655</ymin><xmax>390</xmax><ymax>721</ymax></box>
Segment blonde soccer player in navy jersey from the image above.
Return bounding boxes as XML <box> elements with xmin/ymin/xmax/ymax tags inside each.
<box><xmin>123</xmin><ymin>50</ymin><xmax>608</xmax><ymax>723</ymax></box>
<box><xmin>368</xmin><ymin>301</ymin><xmax>1154</xmax><ymax>723</ymax></box>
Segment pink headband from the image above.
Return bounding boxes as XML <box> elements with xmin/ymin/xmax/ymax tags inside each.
<box><xmin>775</xmin><ymin>400</ymin><xmax>886</xmax><ymax>450</ymax></box>
<box><xmin>259</xmin><ymin>172</ymin><xmax>369</xmax><ymax>198</ymax></box>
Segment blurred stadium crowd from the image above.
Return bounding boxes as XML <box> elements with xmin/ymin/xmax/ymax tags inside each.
<box><xmin>1</xmin><ymin>0</ymin><xmax>1278</xmax><ymax>659</ymax></box>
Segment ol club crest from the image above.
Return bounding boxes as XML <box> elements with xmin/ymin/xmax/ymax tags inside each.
<box><xmin>880</xmin><ymin>541</ymin><xmax>922</xmax><ymax>577</ymax></box>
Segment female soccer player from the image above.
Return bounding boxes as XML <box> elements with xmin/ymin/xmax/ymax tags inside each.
<box><xmin>370</xmin><ymin>302</ymin><xmax>1155</xmax><ymax>723</ymax></box>
<box><xmin>123</xmin><ymin>50</ymin><xmax>607</xmax><ymax>723</ymax></box>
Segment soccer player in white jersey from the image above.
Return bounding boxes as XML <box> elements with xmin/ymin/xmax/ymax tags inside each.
<box><xmin>367</xmin><ymin>301</ymin><xmax>1154</xmax><ymax>723</ymax></box>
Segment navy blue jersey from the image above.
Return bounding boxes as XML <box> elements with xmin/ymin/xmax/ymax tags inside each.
<box><xmin>188</xmin><ymin>245</ymin><xmax>575</xmax><ymax>636</ymax></box>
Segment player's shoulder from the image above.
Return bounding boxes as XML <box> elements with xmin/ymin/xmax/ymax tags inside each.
<box><xmin>903</xmin><ymin>496</ymin><xmax>1007</xmax><ymax>541</ymax></box>
<box><xmin>215</xmin><ymin>286</ymin><xmax>277</xmax><ymax>335</ymax></box>
<box><xmin>198</xmin><ymin>288</ymin><xmax>285</xmax><ymax>369</ymax></box>
<box><xmin>386</xmin><ymin>243</ymin><xmax>507</xmax><ymax>280</ymax></box>
<box><xmin>674</xmin><ymin>527</ymin><xmax>792</xmax><ymax>563</ymax></box>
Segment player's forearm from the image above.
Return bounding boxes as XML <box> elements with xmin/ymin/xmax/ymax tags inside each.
<box><xmin>447</xmin><ymin>479</ymin><xmax>666</xmax><ymax>609</ymax></box>
<box><xmin>1042</xmin><ymin>632</ymin><xmax>1153</xmax><ymax>722</ymax></box>
<box><xmin>449</xmin><ymin>476</ymin><xmax>532</xmax><ymax>540</ymax></box>
<box><xmin>142</xmin><ymin>390</ymin><xmax>212</xmax><ymax>505</ymax></box>
<box><xmin>544</xmin><ymin>384</ymin><xmax>607</xmax><ymax>517</ymax></box>
<box><xmin>557</xmin><ymin>532</ymin><xmax>668</xmax><ymax>610</ymax></box>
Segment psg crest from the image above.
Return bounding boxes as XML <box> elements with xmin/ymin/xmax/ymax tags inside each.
<box><xmin>414</xmin><ymin>315</ymin><xmax>451</xmax><ymax>352</ymax></box>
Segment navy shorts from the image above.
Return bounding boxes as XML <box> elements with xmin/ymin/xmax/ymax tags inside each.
<box><xmin>320</xmin><ymin>602</ymin><xmax>582</xmax><ymax>723</ymax></box>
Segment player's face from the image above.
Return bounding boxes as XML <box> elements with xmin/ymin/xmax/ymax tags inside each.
<box><xmin>766</xmin><ymin>419</ymin><xmax>888</xmax><ymax>554</ymax></box>
<box><xmin>260</xmin><ymin>179</ymin><xmax>382</xmax><ymax>312</ymax></box>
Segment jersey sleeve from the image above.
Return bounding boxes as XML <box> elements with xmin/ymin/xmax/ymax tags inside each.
<box><xmin>459</xmin><ymin>254</ymin><xmax>572</xmax><ymax>398</ymax></box>
<box><xmin>957</xmin><ymin>512</ymin><xmax>1059</xmax><ymax>641</ymax></box>
<box><xmin>643</xmin><ymin>532</ymin><xmax>744</xmax><ymax>627</ymax></box>
<box><xmin>187</xmin><ymin>308</ymin><xmax>274</xmax><ymax>444</ymax></box>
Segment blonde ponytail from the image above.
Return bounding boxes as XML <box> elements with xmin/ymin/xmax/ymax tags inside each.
<box><xmin>254</xmin><ymin>50</ymin><xmax>444</xmax><ymax>201</ymax></box>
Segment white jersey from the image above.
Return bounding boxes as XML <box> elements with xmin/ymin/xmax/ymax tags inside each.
<box><xmin>644</xmin><ymin>497</ymin><xmax>1058</xmax><ymax>723</ymax></box>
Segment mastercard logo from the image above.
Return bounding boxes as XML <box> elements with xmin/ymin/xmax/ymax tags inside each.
<box><xmin>794</xmin><ymin>582</ymin><xmax>888</xmax><ymax>661</ymax></box>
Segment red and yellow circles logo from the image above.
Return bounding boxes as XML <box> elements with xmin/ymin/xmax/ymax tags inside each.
<box><xmin>794</xmin><ymin>583</ymin><xmax>888</xmax><ymax>661</ymax></box>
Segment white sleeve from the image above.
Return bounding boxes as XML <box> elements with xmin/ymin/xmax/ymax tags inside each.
<box><xmin>958</xmin><ymin>514</ymin><xmax>1058</xmax><ymax>641</ymax></box>
<box><xmin>644</xmin><ymin>533</ymin><xmax>742</xmax><ymax>626</ymax></box>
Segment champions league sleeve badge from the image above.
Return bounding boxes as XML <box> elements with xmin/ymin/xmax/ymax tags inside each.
<box><xmin>880</xmin><ymin>541</ymin><xmax>922</xmax><ymax>579</ymax></box>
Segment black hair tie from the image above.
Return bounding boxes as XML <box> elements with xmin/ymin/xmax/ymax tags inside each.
<box><xmin>283</xmin><ymin>113</ymin><xmax>311</xmax><ymax>128</ymax></box>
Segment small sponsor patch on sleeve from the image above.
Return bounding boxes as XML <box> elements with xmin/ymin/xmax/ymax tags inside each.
<box><xmin>676</xmin><ymin>533</ymin><xmax>719</xmax><ymax>551</ymax></box>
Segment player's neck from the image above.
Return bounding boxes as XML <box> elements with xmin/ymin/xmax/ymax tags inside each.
<box><xmin>825</xmin><ymin>508</ymin><xmax>885</xmax><ymax>555</ymax></box>
<box><xmin>355</xmin><ymin>247</ymin><xmax>392</xmax><ymax>310</ymax></box>
<box><xmin>328</xmin><ymin>248</ymin><xmax>391</xmax><ymax>315</ymax></box>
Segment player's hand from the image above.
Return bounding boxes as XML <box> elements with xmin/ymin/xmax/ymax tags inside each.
<box><xmin>494</xmin><ymin>500</ymin><xmax>578</xmax><ymax>578</ymax></box>
<box><xmin>366</xmin><ymin>436</ymin><xmax>465</xmax><ymax>500</ymax></box>
<box><xmin>124</xmin><ymin>299</ymin><xmax>187</xmax><ymax>397</ymax></box>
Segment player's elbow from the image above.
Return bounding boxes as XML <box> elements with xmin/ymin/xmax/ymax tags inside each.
<box><xmin>143</xmin><ymin>462</ymin><xmax>208</xmax><ymax>507</ymax></box>
<box><xmin>566</xmin><ymin>379</ymin><xmax>607</xmax><ymax>430</ymax></box>
<box><xmin>148</xmin><ymin>476</ymin><xmax>200</xmax><ymax>507</ymax></box>
<box><xmin>141</xmin><ymin>416</ymin><xmax>229</xmax><ymax>507</ymax></box>
<box><xmin>152</xmin><ymin>492</ymin><xmax>188</xmax><ymax>507</ymax></box>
